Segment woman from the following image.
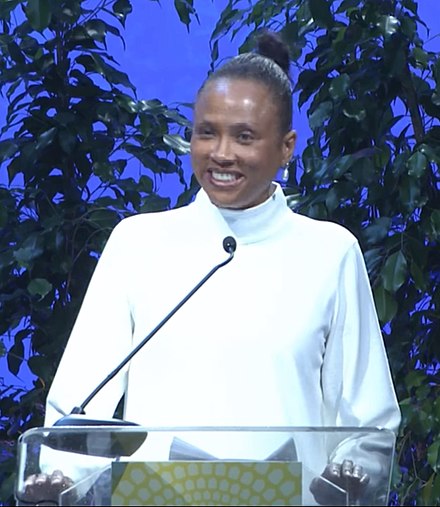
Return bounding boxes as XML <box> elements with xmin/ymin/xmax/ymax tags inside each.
<box><xmin>22</xmin><ymin>32</ymin><xmax>400</xmax><ymax>505</ymax></box>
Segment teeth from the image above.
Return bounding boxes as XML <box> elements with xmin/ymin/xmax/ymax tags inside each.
<box><xmin>212</xmin><ymin>171</ymin><xmax>237</xmax><ymax>182</ymax></box>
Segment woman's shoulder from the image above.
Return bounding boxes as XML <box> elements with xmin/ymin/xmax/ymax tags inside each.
<box><xmin>287</xmin><ymin>209</ymin><xmax>359</xmax><ymax>254</ymax></box>
<box><xmin>103</xmin><ymin>205</ymin><xmax>194</xmax><ymax>255</ymax></box>
<box><xmin>115</xmin><ymin>203</ymin><xmax>192</xmax><ymax>233</ymax></box>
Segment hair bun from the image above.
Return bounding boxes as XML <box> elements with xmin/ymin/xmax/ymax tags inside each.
<box><xmin>256</xmin><ymin>31</ymin><xmax>290</xmax><ymax>77</ymax></box>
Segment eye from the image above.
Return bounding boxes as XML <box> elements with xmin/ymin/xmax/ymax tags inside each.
<box><xmin>195</xmin><ymin>125</ymin><xmax>215</xmax><ymax>138</ymax></box>
<box><xmin>237</xmin><ymin>131</ymin><xmax>254</xmax><ymax>143</ymax></box>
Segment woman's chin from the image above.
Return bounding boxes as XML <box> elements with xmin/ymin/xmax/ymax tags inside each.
<box><xmin>201</xmin><ymin>185</ymin><xmax>241</xmax><ymax>209</ymax></box>
<box><xmin>203</xmin><ymin>183</ymin><xmax>273</xmax><ymax>210</ymax></box>
<box><xmin>206</xmin><ymin>192</ymin><xmax>260</xmax><ymax>210</ymax></box>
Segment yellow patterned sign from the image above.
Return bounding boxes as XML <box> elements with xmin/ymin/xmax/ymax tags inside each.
<box><xmin>111</xmin><ymin>461</ymin><xmax>302</xmax><ymax>506</ymax></box>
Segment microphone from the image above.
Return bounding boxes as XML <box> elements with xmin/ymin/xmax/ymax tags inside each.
<box><xmin>47</xmin><ymin>236</ymin><xmax>237</xmax><ymax>457</ymax></box>
<box><xmin>223</xmin><ymin>236</ymin><xmax>236</xmax><ymax>254</ymax></box>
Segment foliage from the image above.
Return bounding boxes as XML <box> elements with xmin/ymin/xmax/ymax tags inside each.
<box><xmin>1</xmin><ymin>0</ymin><xmax>439</xmax><ymax>505</ymax></box>
<box><xmin>0</xmin><ymin>0</ymin><xmax>198</xmax><ymax>504</ymax></box>
<box><xmin>209</xmin><ymin>0</ymin><xmax>440</xmax><ymax>504</ymax></box>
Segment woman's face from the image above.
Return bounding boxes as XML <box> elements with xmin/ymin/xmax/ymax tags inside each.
<box><xmin>191</xmin><ymin>78</ymin><xmax>296</xmax><ymax>210</ymax></box>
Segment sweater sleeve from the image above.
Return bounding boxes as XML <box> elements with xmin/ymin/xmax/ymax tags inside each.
<box><xmin>321</xmin><ymin>241</ymin><xmax>400</xmax><ymax>432</ymax></box>
<box><xmin>320</xmin><ymin>241</ymin><xmax>401</xmax><ymax>500</ymax></box>
<box><xmin>45</xmin><ymin>220</ymin><xmax>134</xmax><ymax>426</ymax></box>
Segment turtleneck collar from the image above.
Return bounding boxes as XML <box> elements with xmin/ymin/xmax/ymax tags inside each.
<box><xmin>193</xmin><ymin>183</ymin><xmax>292</xmax><ymax>245</ymax></box>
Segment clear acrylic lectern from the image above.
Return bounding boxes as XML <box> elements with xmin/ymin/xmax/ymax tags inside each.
<box><xmin>15</xmin><ymin>426</ymin><xmax>395</xmax><ymax>506</ymax></box>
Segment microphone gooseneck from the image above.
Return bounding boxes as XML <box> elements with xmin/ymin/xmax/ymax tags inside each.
<box><xmin>68</xmin><ymin>236</ymin><xmax>237</xmax><ymax>416</ymax></box>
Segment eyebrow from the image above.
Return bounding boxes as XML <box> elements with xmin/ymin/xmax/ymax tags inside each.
<box><xmin>195</xmin><ymin>120</ymin><xmax>256</xmax><ymax>131</ymax></box>
<box><xmin>229</xmin><ymin>122</ymin><xmax>255</xmax><ymax>131</ymax></box>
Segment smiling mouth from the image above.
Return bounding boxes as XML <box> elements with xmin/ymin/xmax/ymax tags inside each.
<box><xmin>209</xmin><ymin>170</ymin><xmax>244</xmax><ymax>185</ymax></box>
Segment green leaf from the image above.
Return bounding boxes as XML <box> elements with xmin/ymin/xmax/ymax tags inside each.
<box><xmin>27</xmin><ymin>278</ymin><xmax>52</xmax><ymax>298</ymax></box>
<box><xmin>0</xmin><ymin>139</ymin><xmax>18</xmax><ymax>163</ymax></box>
<box><xmin>432</xmin><ymin>92</ymin><xmax>440</xmax><ymax>107</ymax></box>
<box><xmin>364</xmin><ymin>248</ymin><xmax>383</xmax><ymax>278</ymax></box>
<box><xmin>76</xmin><ymin>54</ymin><xmax>135</xmax><ymax>90</ymax></box>
<box><xmin>0</xmin><ymin>339</ymin><xmax>6</xmax><ymax>358</ymax></box>
<box><xmin>87</xmin><ymin>209</ymin><xmax>120</xmax><ymax>230</ymax></box>
<box><xmin>329</xmin><ymin>74</ymin><xmax>350</xmax><ymax>101</ymax></box>
<box><xmin>92</xmin><ymin>161</ymin><xmax>112</xmax><ymax>181</ymax></box>
<box><xmin>405</xmin><ymin>369</ymin><xmax>426</xmax><ymax>389</ymax></box>
<box><xmin>363</xmin><ymin>218</ymin><xmax>391</xmax><ymax>246</ymax></box>
<box><xmin>211</xmin><ymin>7</ymin><xmax>244</xmax><ymax>41</ymax></box>
<box><xmin>83</xmin><ymin>19</ymin><xmax>108</xmax><ymax>43</ymax></box>
<box><xmin>176</xmin><ymin>177</ymin><xmax>200</xmax><ymax>208</ymax></box>
<box><xmin>342</xmin><ymin>100</ymin><xmax>366</xmax><ymax>121</ymax></box>
<box><xmin>25</xmin><ymin>0</ymin><xmax>51</xmax><ymax>31</ymax></box>
<box><xmin>373</xmin><ymin>285</ymin><xmax>397</xmax><ymax>323</ymax></box>
<box><xmin>0</xmin><ymin>249</ymin><xmax>14</xmax><ymax>271</ymax></box>
<box><xmin>309</xmin><ymin>101</ymin><xmax>332</xmax><ymax>129</ymax></box>
<box><xmin>28</xmin><ymin>354</ymin><xmax>52</xmax><ymax>378</ymax></box>
<box><xmin>7</xmin><ymin>41</ymin><xmax>25</xmax><ymax>65</ymax></box>
<box><xmin>332</xmin><ymin>154</ymin><xmax>356</xmax><ymax>178</ymax></box>
<box><xmin>429</xmin><ymin>210</ymin><xmax>440</xmax><ymax>241</ymax></box>
<box><xmin>139</xmin><ymin>195</ymin><xmax>171</xmax><ymax>212</ymax></box>
<box><xmin>335</xmin><ymin>0</ymin><xmax>358</xmax><ymax>14</ymax></box>
<box><xmin>210</xmin><ymin>39</ymin><xmax>219</xmax><ymax>63</ymax></box>
<box><xmin>324</xmin><ymin>186</ymin><xmax>340</xmax><ymax>213</ymax></box>
<box><xmin>413</xmin><ymin>47</ymin><xmax>429</xmax><ymax>68</ymax></box>
<box><xmin>377</xmin><ymin>15</ymin><xmax>400</xmax><ymax>37</ymax></box>
<box><xmin>351</xmin><ymin>157</ymin><xmax>376</xmax><ymax>186</ymax></box>
<box><xmin>419</xmin><ymin>143</ymin><xmax>440</xmax><ymax>165</ymax></box>
<box><xmin>0</xmin><ymin>201</ymin><xmax>8</xmax><ymax>230</ymax></box>
<box><xmin>35</xmin><ymin>127</ymin><xmax>57</xmax><ymax>152</ymax></box>
<box><xmin>410</xmin><ymin>260</ymin><xmax>426</xmax><ymax>291</ymax></box>
<box><xmin>138</xmin><ymin>175</ymin><xmax>154</xmax><ymax>193</ymax></box>
<box><xmin>402</xmin><ymin>0</ymin><xmax>418</xmax><ymax>15</ymax></box>
<box><xmin>163</xmin><ymin>134</ymin><xmax>190</xmax><ymax>155</ymax></box>
<box><xmin>0</xmin><ymin>471</ymin><xmax>16</xmax><ymax>507</ymax></box>
<box><xmin>399</xmin><ymin>175</ymin><xmax>426</xmax><ymax>213</ymax></box>
<box><xmin>7</xmin><ymin>340</ymin><xmax>24</xmax><ymax>376</ymax></box>
<box><xmin>422</xmin><ymin>473</ymin><xmax>440</xmax><ymax>506</ymax></box>
<box><xmin>309</xmin><ymin>0</ymin><xmax>333</xmax><ymax>28</ymax></box>
<box><xmin>13</xmin><ymin>235</ymin><xmax>44</xmax><ymax>268</ymax></box>
<box><xmin>428</xmin><ymin>441</ymin><xmax>440</xmax><ymax>472</ymax></box>
<box><xmin>400</xmin><ymin>12</ymin><xmax>418</xmax><ymax>40</ymax></box>
<box><xmin>381</xmin><ymin>250</ymin><xmax>408</xmax><ymax>292</ymax></box>
<box><xmin>113</xmin><ymin>0</ymin><xmax>133</xmax><ymax>25</ymax></box>
<box><xmin>117</xmin><ymin>95</ymin><xmax>140</xmax><ymax>114</ymax></box>
<box><xmin>58</xmin><ymin>129</ymin><xmax>77</xmax><ymax>155</ymax></box>
<box><xmin>173</xmin><ymin>0</ymin><xmax>198</xmax><ymax>29</ymax></box>
<box><xmin>407</xmin><ymin>151</ymin><xmax>427</xmax><ymax>177</ymax></box>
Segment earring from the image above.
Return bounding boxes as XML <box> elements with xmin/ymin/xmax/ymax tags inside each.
<box><xmin>281</xmin><ymin>163</ymin><xmax>289</xmax><ymax>183</ymax></box>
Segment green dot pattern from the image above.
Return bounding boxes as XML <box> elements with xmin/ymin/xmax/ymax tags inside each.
<box><xmin>111</xmin><ymin>461</ymin><xmax>302</xmax><ymax>506</ymax></box>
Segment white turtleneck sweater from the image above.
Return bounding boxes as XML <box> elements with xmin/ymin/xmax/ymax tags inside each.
<box><xmin>45</xmin><ymin>183</ymin><xmax>400</xmax><ymax>473</ymax></box>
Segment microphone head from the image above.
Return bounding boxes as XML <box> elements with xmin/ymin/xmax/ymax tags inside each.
<box><xmin>223</xmin><ymin>236</ymin><xmax>237</xmax><ymax>254</ymax></box>
<box><xmin>47</xmin><ymin>415</ymin><xmax>146</xmax><ymax>458</ymax></box>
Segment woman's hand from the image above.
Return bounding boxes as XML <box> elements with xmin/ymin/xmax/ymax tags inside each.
<box><xmin>20</xmin><ymin>470</ymin><xmax>75</xmax><ymax>505</ymax></box>
<box><xmin>309</xmin><ymin>459</ymin><xmax>370</xmax><ymax>505</ymax></box>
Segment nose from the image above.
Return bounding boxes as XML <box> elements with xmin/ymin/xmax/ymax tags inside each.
<box><xmin>211</xmin><ymin>136</ymin><xmax>235</xmax><ymax>165</ymax></box>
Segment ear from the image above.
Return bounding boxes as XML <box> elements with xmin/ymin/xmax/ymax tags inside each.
<box><xmin>281</xmin><ymin>130</ymin><xmax>297</xmax><ymax>166</ymax></box>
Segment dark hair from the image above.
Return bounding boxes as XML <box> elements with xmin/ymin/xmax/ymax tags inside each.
<box><xmin>198</xmin><ymin>31</ymin><xmax>293</xmax><ymax>133</ymax></box>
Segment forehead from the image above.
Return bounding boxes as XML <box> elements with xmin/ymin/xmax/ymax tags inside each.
<box><xmin>194</xmin><ymin>78</ymin><xmax>277</xmax><ymax>123</ymax></box>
